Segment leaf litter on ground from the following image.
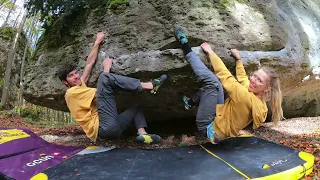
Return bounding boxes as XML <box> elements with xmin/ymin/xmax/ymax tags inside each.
<box><xmin>0</xmin><ymin>114</ymin><xmax>319</xmax><ymax>179</ymax></box>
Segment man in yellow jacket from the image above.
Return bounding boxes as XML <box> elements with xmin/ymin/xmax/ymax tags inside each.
<box><xmin>58</xmin><ymin>32</ymin><xmax>167</xmax><ymax>144</ymax></box>
<box><xmin>173</xmin><ymin>26</ymin><xmax>281</xmax><ymax>144</ymax></box>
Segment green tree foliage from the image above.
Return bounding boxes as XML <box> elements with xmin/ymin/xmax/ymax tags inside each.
<box><xmin>24</xmin><ymin>0</ymin><xmax>129</xmax><ymax>27</ymax></box>
<box><xmin>0</xmin><ymin>27</ymin><xmax>16</xmax><ymax>40</ymax></box>
<box><xmin>25</xmin><ymin>0</ymin><xmax>100</xmax><ymax>24</ymax></box>
<box><xmin>24</xmin><ymin>0</ymin><xmax>128</xmax><ymax>50</ymax></box>
<box><xmin>0</xmin><ymin>0</ymin><xmax>16</xmax><ymax>10</ymax></box>
<box><xmin>0</xmin><ymin>0</ymin><xmax>15</xmax><ymax>10</ymax></box>
<box><xmin>25</xmin><ymin>0</ymin><xmax>86</xmax><ymax>26</ymax></box>
<box><xmin>0</xmin><ymin>0</ymin><xmax>8</xmax><ymax>5</ymax></box>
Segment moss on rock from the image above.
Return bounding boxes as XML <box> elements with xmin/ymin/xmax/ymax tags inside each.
<box><xmin>38</xmin><ymin>8</ymin><xmax>89</xmax><ymax>50</ymax></box>
<box><xmin>109</xmin><ymin>0</ymin><xmax>129</xmax><ymax>9</ymax></box>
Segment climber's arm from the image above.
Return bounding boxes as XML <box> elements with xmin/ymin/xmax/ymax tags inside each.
<box><xmin>81</xmin><ymin>32</ymin><xmax>105</xmax><ymax>84</ymax></box>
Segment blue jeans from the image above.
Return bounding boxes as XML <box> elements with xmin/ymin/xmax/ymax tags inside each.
<box><xmin>185</xmin><ymin>52</ymin><xmax>224</xmax><ymax>136</ymax></box>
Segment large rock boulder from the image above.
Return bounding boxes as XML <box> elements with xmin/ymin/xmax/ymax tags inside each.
<box><xmin>283</xmin><ymin>76</ymin><xmax>320</xmax><ymax>118</ymax></box>
<box><xmin>24</xmin><ymin>0</ymin><xmax>320</xmax><ymax>123</ymax></box>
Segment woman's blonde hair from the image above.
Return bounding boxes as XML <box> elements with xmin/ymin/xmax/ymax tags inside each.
<box><xmin>261</xmin><ymin>67</ymin><xmax>284</xmax><ymax>125</ymax></box>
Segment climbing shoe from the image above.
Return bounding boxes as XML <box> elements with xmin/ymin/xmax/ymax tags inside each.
<box><xmin>207</xmin><ymin>122</ymin><xmax>220</xmax><ymax>144</ymax></box>
<box><xmin>150</xmin><ymin>74</ymin><xmax>167</xmax><ymax>95</ymax></box>
<box><xmin>174</xmin><ymin>25</ymin><xmax>188</xmax><ymax>45</ymax></box>
<box><xmin>183</xmin><ymin>95</ymin><xmax>195</xmax><ymax>110</ymax></box>
<box><xmin>136</xmin><ymin>134</ymin><xmax>161</xmax><ymax>144</ymax></box>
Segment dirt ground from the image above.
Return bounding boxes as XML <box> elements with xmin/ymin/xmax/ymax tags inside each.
<box><xmin>0</xmin><ymin>115</ymin><xmax>319</xmax><ymax>179</ymax></box>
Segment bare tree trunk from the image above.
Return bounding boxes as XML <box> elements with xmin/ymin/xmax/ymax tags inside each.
<box><xmin>55</xmin><ymin>111</ymin><xmax>58</xmax><ymax>122</ymax></box>
<box><xmin>48</xmin><ymin>108</ymin><xmax>52</xmax><ymax>125</ymax></box>
<box><xmin>13</xmin><ymin>8</ymin><xmax>22</xmax><ymax>27</ymax></box>
<box><xmin>0</xmin><ymin>10</ymin><xmax>27</xmax><ymax>107</ymax></box>
<box><xmin>19</xmin><ymin>16</ymin><xmax>35</xmax><ymax>106</ymax></box>
<box><xmin>57</xmin><ymin>111</ymin><xmax>60</xmax><ymax>122</ymax></box>
<box><xmin>50</xmin><ymin>108</ymin><xmax>53</xmax><ymax>121</ymax></box>
<box><xmin>1</xmin><ymin>0</ymin><xmax>17</xmax><ymax>27</ymax></box>
<box><xmin>69</xmin><ymin>113</ymin><xmax>72</xmax><ymax>123</ymax></box>
<box><xmin>33</xmin><ymin>32</ymin><xmax>40</xmax><ymax>49</ymax></box>
<box><xmin>64</xmin><ymin>112</ymin><xmax>67</xmax><ymax>123</ymax></box>
<box><xmin>46</xmin><ymin>107</ymin><xmax>49</xmax><ymax>119</ymax></box>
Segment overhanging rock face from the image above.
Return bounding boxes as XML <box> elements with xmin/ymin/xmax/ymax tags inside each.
<box><xmin>23</xmin><ymin>0</ymin><xmax>320</xmax><ymax>122</ymax></box>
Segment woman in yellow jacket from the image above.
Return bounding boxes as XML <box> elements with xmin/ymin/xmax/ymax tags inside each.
<box><xmin>174</xmin><ymin>26</ymin><xmax>283</xmax><ymax>144</ymax></box>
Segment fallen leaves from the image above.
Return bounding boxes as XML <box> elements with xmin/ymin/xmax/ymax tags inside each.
<box><xmin>278</xmin><ymin>133</ymin><xmax>320</xmax><ymax>179</ymax></box>
<box><xmin>0</xmin><ymin>115</ymin><xmax>83</xmax><ymax>136</ymax></box>
<box><xmin>1</xmin><ymin>114</ymin><xmax>319</xmax><ymax>178</ymax></box>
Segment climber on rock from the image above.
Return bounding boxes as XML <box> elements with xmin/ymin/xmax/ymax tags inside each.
<box><xmin>174</xmin><ymin>26</ymin><xmax>283</xmax><ymax>144</ymax></box>
<box><xmin>58</xmin><ymin>32</ymin><xmax>167</xmax><ymax>144</ymax></box>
